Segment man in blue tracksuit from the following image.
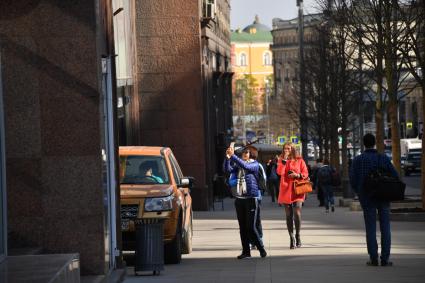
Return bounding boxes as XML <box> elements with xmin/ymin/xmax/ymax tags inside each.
<box><xmin>224</xmin><ymin>145</ymin><xmax>267</xmax><ymax>259</ymax></box>
<box><xmin>349</xmin><ymin>134</ymin><xmax>398</xmax><ymax>267</ymax></box>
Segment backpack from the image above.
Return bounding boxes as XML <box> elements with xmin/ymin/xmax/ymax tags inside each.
<box><xmin>256</xmin><ymin>163</ymin><xmax>267</xmax><ymax>193</ymax></box>
<box><xmin>228</xmin><ymin>173</ymin><xmax>237</xmax><ymax>187</ymax></box>
<box><xmin>364</xmin><ymin>154</ymin><xmax>405</xmax><ymax>201</ymax></box>
<box><xmin>317</xmin><ymin>166</ymin><xmax>332</xmax><ymax>186</ymax></box>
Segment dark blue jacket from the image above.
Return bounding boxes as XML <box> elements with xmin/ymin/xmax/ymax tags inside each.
<box><xmin>349</xmin><ymin>149</ymin><xmax>398</xmax><ymax>205</ymax></box>
<box><xmin>223</xmin><ymin>155</ymin><xmax>260</xmax><ymax>198</ymax></box>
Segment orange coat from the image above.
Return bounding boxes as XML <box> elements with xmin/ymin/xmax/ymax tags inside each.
<box><xmin>277</xmin><ymin>157</ymin><xmax>309</xmax><ymax>204</ymax></box>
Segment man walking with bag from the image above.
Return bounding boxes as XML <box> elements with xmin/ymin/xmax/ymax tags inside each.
<box><xmin>349</xmin><ymin>134</ymin><xmax>398</xmax><ymax>267</ymax></box>
<box><xmin>317</xmin><ymin>159</ymin><xmax>336</xmax><ymax>213</ymax></box>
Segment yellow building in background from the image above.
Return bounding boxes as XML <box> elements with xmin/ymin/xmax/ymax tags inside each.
<box><xmin>231</xmin><ymin>15</ymin><xmax>274</xmax><ymax>144</ymax></box>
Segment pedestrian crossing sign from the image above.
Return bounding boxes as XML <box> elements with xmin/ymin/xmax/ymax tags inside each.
<box><xmin>290</xmin><ymin>136</ymin><xmax>299</xmax><ymax>144</ymax></box>
<box><xmin>277</xmin><ymin>136</ymin><xmax>287</xmax><ymax>145</ymax></box>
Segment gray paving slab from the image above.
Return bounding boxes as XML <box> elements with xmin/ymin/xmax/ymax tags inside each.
<box><xmin>123</xmin><ymin>194</ymin><xmax>425</xmax><ymax>283</ymax></box>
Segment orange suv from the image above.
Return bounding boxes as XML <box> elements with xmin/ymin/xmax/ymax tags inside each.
<box><xmin>119</xmin><ymin>146</ymin><xmax>193</xmax><ymax>264</ymax></box>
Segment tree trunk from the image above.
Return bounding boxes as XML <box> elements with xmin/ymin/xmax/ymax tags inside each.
<box><xmin>375</xmin><ymin>21</ymin><xmax>385</xmax><ymax>153</ymax></box>
<box><xmin>384</xmin><ymin>0</ymin><xmax>401</xmax><ymax>175</ymax></box>
<box><xmin>330</xmin><ymin>128</ymin><xmax>339</xmax><ymax>169</ymax></box>
<box><xmin>341</xmin><ymin>121</ymin><xmax>348</xmax><ymax>179</ymax></box>
<box><xmin>324</xmin><ymin>137</ymin><xmax>330</xmax><ymax>161</ymax></box>
<box><xmin>375</xmin><ymin>84</ymin><xmax>385</xmax><ymax>153</ymax></box>
<box><xmin>329</xmin><ymin>102</ymin><xmax>339</xmax><ymax>168</ymax></box>
<box><xmin>421</xmin><ymin>85</ymin><xmax>425</xmax><ymax>209</ymax></box>
<box><xmin>388</xmin><ymin>97</ymin><xmax>401</xmax><ymax>174</ymax></box>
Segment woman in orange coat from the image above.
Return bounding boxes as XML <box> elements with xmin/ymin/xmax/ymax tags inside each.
<box><xmin>277</xmin><ymin>142</ymin><xmax>309</xmax><ymax>249</ymax></box>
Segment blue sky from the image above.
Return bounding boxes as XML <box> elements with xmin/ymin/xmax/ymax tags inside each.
<box><xmin>230</xmin><ymin>0</ymin><xmax>318</xmax><ymax>30</ymax></box>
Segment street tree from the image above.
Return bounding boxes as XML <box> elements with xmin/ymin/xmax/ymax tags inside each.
<box><xmin>242</xmin><ymin>74</ymin><xmax>260</xmax><ymax>115</ymax></box>
<box><xmin>397</xmin><ymin>0</ymin><xmax>425</xmax><ymax>207</ymax></box>
<box><xmin>327</xmin><ymin>0</ymin><xmax>360</xmax><ymax>179</ymax></box>
<box><xmin>307</xmin><ymin>0</ymin><xmax>359</xmax><ymax>180</ymax></box>
<box><xmin>341</xmin><ymin>0</ymin><xmax>416</xmax><ymax>175</ymax></box>
<box><xmin>344</xmin><ymin>0</ymin><xmax>387</xmax><ymax>154</ymax></box>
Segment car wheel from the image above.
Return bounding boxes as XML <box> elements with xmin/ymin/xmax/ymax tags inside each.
<box><xmin>182</xmin><ymin>220</ymin><xmax>193</xmax><ymax>254</ymax></box>
<box><xmin>164</xmin><ymin>221</ymin><xmax>182</xmax><ymax>264</ymax></box>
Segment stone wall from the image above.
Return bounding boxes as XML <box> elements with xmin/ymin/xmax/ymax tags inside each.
<box><xmin>0</xmin><ymin>0</ymin><xmax>109</xmax><ymax>275</ymax></box>
<box><xmin>134</xmin><ymin>0</ymin><xmax>209</xmax><ymax>209</ymax></box>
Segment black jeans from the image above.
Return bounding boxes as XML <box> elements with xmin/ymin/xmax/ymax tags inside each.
<box><xmin>235</xmin><ymin>198</ymin><xmax>264</xmax><ymax>253</ymax></box>
<box><xmin>256</xmin><ymin>199</ymin><xmax>263</xmax><ymax>239</ymax></box>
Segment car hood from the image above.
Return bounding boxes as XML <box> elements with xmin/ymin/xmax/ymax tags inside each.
<box><xmin>120</xmin><ymin>184</ymin><xmax>174</xmax><ymax>198</ymax></box>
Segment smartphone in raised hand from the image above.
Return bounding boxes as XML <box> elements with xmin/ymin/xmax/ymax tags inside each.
<box><xmin>230</xmin><ymin>142</ymin><xmax>235</xmax><ymax>150</ymax></box>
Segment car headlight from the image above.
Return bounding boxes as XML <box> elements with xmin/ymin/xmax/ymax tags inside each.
<box><xmin>144</xmin><ymin>195</ymin><xmax>174</xmax><ymax>212</ymax></box>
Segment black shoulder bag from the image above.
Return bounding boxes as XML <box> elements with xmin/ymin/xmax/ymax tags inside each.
<box><xmin>363</xmin><ymin>154</ymin><xmax>406</xmax><ymax>202</ymax></box>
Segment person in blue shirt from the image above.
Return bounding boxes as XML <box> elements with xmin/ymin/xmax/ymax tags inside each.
<box><xmin>139</xmin><ymin>162</ymin><xmax>164</xmax><ymax>183</ymax></box>
<box><xmin>316</xmin><ymin>159</ymin><xmax>336</xmax><ymax>213</ymax></box>
<box><xmin>349</xmin><ymin>133</ymin><xmax>398</xmax><ymax>267</ymax></box>
<box><xmin>223</xmin><ymin>145</ymin><xmax>267</xmax><ymax>259</ymax></box>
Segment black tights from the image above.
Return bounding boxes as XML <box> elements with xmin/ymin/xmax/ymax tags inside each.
<box><xmin>284</xmin><ymin>202</ymin><xmax>302</xmax><ymax>236</ymax></box>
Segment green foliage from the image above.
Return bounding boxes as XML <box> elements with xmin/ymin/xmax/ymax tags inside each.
<box><xmin>265</xmin><ymin>74</ymin><xmax>275</xmax><ymax>97</ymax></box>
<box><xmin>236</xmin><ymin>74</ymin><xmax>261</xmax><ymax>114</ymax></box>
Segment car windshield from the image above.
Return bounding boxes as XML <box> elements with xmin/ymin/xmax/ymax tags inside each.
<box><xmin>119</xmin><ymin>155</ymin><xmax>170</xmax><ymax>184</ymax></box>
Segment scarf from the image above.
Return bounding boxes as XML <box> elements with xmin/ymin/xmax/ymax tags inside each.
<box><xmin>236</xmin><ymin>159</ymin><xmax>254</xmax><ymax>196</ymax></box>
<box><xmin>236</xmin><ymin>168</ymin><xmax>247</xmax><ymax>196</ymax></box>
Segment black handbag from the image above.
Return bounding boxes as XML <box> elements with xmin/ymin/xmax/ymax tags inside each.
<box><xmin>364</xmin><ymin>155</ymin><xmax>406</xmax><ymax>202</ymax></box>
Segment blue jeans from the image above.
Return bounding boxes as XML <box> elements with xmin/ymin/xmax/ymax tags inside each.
<box><xmin>362</xmin><ymin>201</ymin><xmax>391</xmax><ymax>262</ymax></box>
<box><xmin>323</xmin><ymin>185</ymin><xmax>334</xmax><ymax>209</ymax></box>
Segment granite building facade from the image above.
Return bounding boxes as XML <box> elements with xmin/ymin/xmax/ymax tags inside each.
<box><xmin>119</xmin><ymin>0</ymin><xmax>233</xmax><ymax>210</ymax></box>
<box><xmin>0</xmin><ymin>0</ymin><xmax>121</xmax><ymax>276</ymax></box>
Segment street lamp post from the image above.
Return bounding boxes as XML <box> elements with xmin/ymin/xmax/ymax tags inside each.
<box><xmin>297</xmin><ymin>0</ymin><xmax>308</xmax><ymax>160</ymax></box>
<box><xmin>242</xmin><ymin>89</ymin><xmax>246</xmax><ymax>144</ymax></box>
<box><xmin>265</xmin><ymin>80</ymin><xmax>270</xmax><ymax>144</ymax></box>
<box><xmin>357</xmin><ymin>30</ymin><xmax>365</xmax><ymax>152</ymax></box>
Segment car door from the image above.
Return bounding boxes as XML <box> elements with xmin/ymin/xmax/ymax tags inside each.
<box><xmin>168</xmin><ymin>152</ymin><xmax>191</xmax><ymax>230</ymax></box>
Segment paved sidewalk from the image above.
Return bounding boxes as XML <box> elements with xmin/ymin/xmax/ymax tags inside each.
<box><xmin>123</xmin><ymin>194</ymin><xmax>425</xmax><ymax>283</ymax></box>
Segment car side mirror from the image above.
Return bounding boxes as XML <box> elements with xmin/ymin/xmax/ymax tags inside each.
<box><xmin>179</xmin><ymin>178</ymin><xmax>190</xmax><ymax>187</ymax></box>
<box><xmin>178</xmin><ymin>176</ymin><xmax>195</xmax><ymax>189</ymax></box>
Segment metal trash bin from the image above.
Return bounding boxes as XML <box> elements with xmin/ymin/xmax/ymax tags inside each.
<box><xmin>134</xmin><ymin>218</ymin><xmax>164</xmax><ymax>276</ymax></box>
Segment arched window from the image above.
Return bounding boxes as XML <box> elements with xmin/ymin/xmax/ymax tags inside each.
<box><xmin>240</xmin><ymin>53</ymin><xmax>247</xmax><ymax>66</ymax></box>
<box><xmin>263</xmin><ymin>52</ymin><xmax>271</xmax><ymax>65</ymax></box>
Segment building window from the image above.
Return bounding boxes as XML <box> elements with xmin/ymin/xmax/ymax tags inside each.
<box><xmin>240</xmin><ymin>53</ymin><xmax>247</xmax><ymax>66</ymax></box>
<box><xmin>263</xmin><ymin>52</ymin><xmax>271</xmax><ymax>66</ymax></box>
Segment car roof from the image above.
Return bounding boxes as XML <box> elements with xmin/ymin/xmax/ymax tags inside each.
<box><xmin>119</xmin><ymin>146</ymin><xmax>169</xmax><ymax>156</ymax></box>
